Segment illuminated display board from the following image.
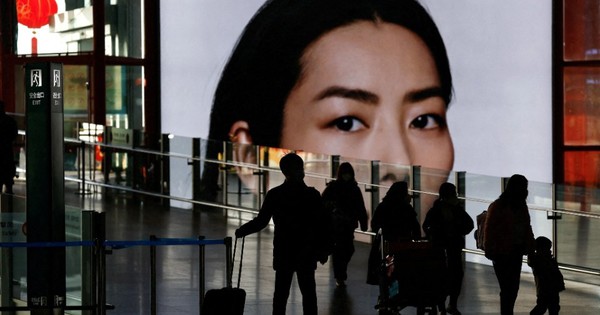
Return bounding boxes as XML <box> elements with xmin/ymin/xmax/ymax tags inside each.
<box><xmin>160</xmin><ymin>0</ymin><xmax>552</xmax><ymax>183</ymax></box>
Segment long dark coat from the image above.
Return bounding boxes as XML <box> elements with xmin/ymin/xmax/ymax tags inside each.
<box><xmin>236</xmin><ymin>180</ymin><xmax>330</xmax><ymax>270</ymax></box>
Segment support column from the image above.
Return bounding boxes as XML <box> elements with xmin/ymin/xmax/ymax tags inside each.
<box><xmin>25</xmin><ymin>62</ymin><xmax>66</xmax><ymax>314</ymax></box>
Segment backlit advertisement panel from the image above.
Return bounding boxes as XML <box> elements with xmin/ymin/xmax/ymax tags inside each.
<box><xmin>161</xmin><ymin>0</ymin><xmax>553</xmax><ymax>185</ymax></box>
<box><xmin>160</xmin><ymin>0</ymin><xmax>554</xmax><ymax>264</ymax></box>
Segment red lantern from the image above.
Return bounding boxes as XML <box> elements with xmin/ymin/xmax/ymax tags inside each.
<box><xmin>16</xmin><ymin>0</ymin><xmax>58</xmax><ymax>54</ymax></box>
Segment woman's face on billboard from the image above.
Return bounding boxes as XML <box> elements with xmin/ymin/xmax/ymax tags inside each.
<box><xmin>280</xmin><ymin>21</ymin><xmax>454</xmax><ymax>172</ymax></box>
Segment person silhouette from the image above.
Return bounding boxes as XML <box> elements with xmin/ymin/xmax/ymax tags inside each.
<box><xmin>235</xmin><ymin>153</ymin><xmax>330</xmax><ymax>315</ymax></box>
<box><xmin>484</xmin><ymin>174</ymin><xmax>536</xmax><ymax>315</ymax></box>
<box><xmin>423</xmin><ymin>182</ymin><xmax>474</xmax><ymax>315</ymax></box>
<box><xmin>321</xmin><ymin>162</ymin><xmax>369</xmax><ymax>287</ymax></box>
<box><xmin>0</xmin><ymin>100</ymin><xmax>18</xmax><ymax>194</ymax></box>
<box><xmin>371</xmin><ymin>181</ymin><xmax>422</xmax><ymax>242</ymax></box>
<box><xmin>367</xmin><ymin>181</ymin><xmax>421</xmax><ymax>285</ymax></box>
<box><xmin>528</xmin><ymin>236</ymin><xmax>565</xmax><ymax>315</ymax></box>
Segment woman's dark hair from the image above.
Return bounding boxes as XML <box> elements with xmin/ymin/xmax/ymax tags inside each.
<box><xmin>438</xmin><ymin>182</ymin><xmax>456</xmax><ymax>200</ymax></box>
<box><xmin>209</xmin><ymin>0</ymin><xmax>452</xmax><ymax>147</ymax></box>
<box><xmin>499</xmin><ymin>174</ymin><xmax>529</xmax><ymax>206</ymax></box>
<box><xmin>383</xmin><ymin>181</ymin><xmax>410</xmax><ymax>203</ymax></box>
<box><xmin>202</xmin><ymin>0</ymin><xmax>452</xmax><ymax>200</ymax></box>
<box><xmin>336</xmin><ymin>162</ymin><xmax>356</xmax><ymax>182</ymax></box>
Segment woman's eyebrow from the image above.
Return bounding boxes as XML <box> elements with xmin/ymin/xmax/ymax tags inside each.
<box><xmin>314</xmin><ymin>86</ymin><xmax>379</xmax><ymax>104</ymax></box>
<box><xmin>406</xmin><ymin>86</ymin><xmax>444</xmax><ymax>103</ymax></box>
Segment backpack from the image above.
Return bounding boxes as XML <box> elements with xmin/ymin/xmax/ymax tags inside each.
<box><xmin>474</xmin><ymin>210</ymin><xmax>487</xmax><ymax>250</ymax></box>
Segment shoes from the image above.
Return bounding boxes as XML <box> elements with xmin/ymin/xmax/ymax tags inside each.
<box><xmin>335</xmin><ymin>279</ymin><xmax>346</xmax><ymax>287</ymax></box>
<box><xmin>446</xmin><ymin>305</ymin><xmax>462</xmax><ymax>315</ymax></box>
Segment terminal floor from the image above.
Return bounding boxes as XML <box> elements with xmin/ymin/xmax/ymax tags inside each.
<box><xmin>65</xmin><ymin>186</ymin><xmax>600</xmax><ymax>315</ymax></box>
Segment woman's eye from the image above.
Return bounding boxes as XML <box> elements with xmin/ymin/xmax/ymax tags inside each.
<box><xmin>410</xmin><ymin>114</ymin><xmax>446</xmax><ymax>130</ymax></box>
<box><xmin>329</xmin><ymin>116</ymin><xmax>366</xmax><ymax>132</ymax></box>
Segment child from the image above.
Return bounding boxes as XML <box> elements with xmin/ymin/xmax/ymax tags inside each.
<box><xmin>527</xmin><ymin>236</ymin><xmax>565</xmax><ymax>315</ymax></box>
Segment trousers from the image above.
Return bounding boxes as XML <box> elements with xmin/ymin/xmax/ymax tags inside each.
<box><xmin>273</xmin><ymin>266</ymin><xmax>317</xmax><ymax>315</ymax></box>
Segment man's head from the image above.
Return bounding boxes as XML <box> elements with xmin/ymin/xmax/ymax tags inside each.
<box><xmin>279</xmin><ymin>153</ymin><xmax>304</xmax><ymax>180</ymax></box>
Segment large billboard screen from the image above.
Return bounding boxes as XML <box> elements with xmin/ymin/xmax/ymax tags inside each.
<box><xmin>160</xmin><ymin>0</ymin><xmax>552</xmax><ymax>184</ymax></box>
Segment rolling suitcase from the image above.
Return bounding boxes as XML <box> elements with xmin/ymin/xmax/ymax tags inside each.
<box><xmin>202</xmin><ymin>237</ymin><xmax>246</xmax><ymax>315</ymax></box>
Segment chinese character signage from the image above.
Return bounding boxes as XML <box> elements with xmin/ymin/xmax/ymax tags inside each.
<box><xmin>24</xmin><ymin>62</ymin><xmax>66</xmax><ymax>309</ymax></box>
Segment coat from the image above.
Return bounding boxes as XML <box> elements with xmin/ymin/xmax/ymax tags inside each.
<box><xmin>236</xmin><ymin>180</ymin><xmax>330</xmax><ymax>270</ymax></box>
<box><xmin>371</xmin><ymin>199</ymin><xmax>421</xmax><ymax>242</ymax></box>
<box><xmin>483</xmin><ymin>199</ymin><xmax>535</xmax><ymax>259</ymax></box>
<box><xmin>423</xmin><ymin>199</ymin><xmax>474</xmax><ymax>249</ymax></box>
<box><xmin>367</xmin><ymin>198</ymin><xmax>421</xmax><ymax>285</ymax></box>
<box><xmin>528</xmin><ymin>252</ymin><xmax>566</xmax><ymax>296</ymax></box>
<box><xmin>321</xmin><ymin>179</ymin><xmax>368</xmax><ymax>235</ymax></box>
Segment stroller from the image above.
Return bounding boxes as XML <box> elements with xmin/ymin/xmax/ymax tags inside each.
<box><xmin>374</xmin><ymin>231</ymin><xmax>448</xmax><ymax>315</ymax></box>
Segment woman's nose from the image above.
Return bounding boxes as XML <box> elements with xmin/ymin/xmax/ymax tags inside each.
<box><xmin>370</xmin><ymin>128</ymin><xmax>411</xmax><ymax>166</ymax></box>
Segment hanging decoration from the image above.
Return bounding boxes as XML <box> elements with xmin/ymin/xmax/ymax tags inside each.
<box><xmin>16</xmin><ymin>0</ymin><xmax>59</xmax><ymax>54</ymax></box>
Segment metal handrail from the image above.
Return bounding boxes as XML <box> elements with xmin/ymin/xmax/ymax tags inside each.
<box><xmin>9</xmin><ymin>129</ymin><xmax>599</xmax><ymax>220</ymax></box>
<box><xmin>61</xmin><ymin>142</ymin><xmax>600</xmax><ymax>220</ymax></box>
<box><xmin>11</xmin><ymin>133</ymin><xmax>600</xmax><ymax>278</ymax></box>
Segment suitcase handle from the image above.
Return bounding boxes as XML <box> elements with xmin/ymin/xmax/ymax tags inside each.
<box><xmin>232</xmin><ymin>237</ymin><xmax>245</xmax><ymax>288</ymax></box>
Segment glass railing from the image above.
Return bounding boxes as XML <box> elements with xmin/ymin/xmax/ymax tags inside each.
<box><xmin>5</xmin><ymin>124</ymin><xmax>600</xmax><ymax>285</ymax></box>
<box><xmin>0</xmin><ymin>193</ymin><xmax>93</xmax><ymax>313</ymax></box>
<box><xmin>158</xmin><ymin>135</ymin><xmax>600</xmax><ymax>276</ymax></box>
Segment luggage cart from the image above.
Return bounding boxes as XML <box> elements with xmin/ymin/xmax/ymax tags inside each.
<box><xmin>375</xmin><ymin>238</ymin><xmax>448</xmax><ymax>315</ymax></box>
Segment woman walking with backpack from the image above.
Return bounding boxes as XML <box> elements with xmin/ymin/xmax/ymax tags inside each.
<box><xmin>484</xmin><ymin>174</ymin><xmax>535</xmax><ymax>315</ymax></box>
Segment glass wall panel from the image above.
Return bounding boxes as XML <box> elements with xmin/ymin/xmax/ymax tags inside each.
<box><xmin>556</xmin><ymin>183</ymin><xmax>585</xmax><ymax>212</ymax></box>
<box><xmin>16</xmin><ymin>1</ymin><xmax>94</xmax><ymax>55</ymax></box>
<box><xmin>223</xmin><ymin>141</ymin><xmax>260</xmax><ymax>210</ymax></box>
<box><xmin>556</xmin><ymin>182</ymin><xmax>600</xmax><ymax>215</ymax></box>
<box><xmin>105</xmin><ymin>65</ymin><xmax>144</xmax><ymax>131</ymax></box>
<box><xmin>16</xmin><ymin>0</ymin><xmax>144</xmax><ymax>57</ymax></box>
<box><xmin>563</xmin><ymin>0</ymin><xmax>600</xmax><ymax>61</ymax></box>
<box><xmin>0</xmin><ymin>196</ymin><xmax>88</xmax><ymax>310</ymax></box>
<box><xmin>563</xmin><ymin>67</ymin><xmax>600</xmax><ymax>145</ymax></box>
<box><xmin>463</xmin><ymin>173</ymin><xmax>501</xmax><ymax>249</ymax></box>
<box><xmin>65</xmin><ymin>206</ymin><xmax>83</xmax><ymax>309</ymax></box>
<box><xmin>556</xmin><ymin>215</ymin><xmax>600</xmax><ymax>271</ymax></box>
<box><xmin>167</xmin><ymin>135</ymin><xmax>194</xmax><ymax>209</ymax></box>
<box><xmin>105</xmin><ymin>0</ymin><xmax>144</xmax><ymax>58</ymax></box>
<box><xmin>563</xmin><ymin>151</ymin><xmax>600</xmax><ymax>188</ymax></box>
<box><xmin>379</xmin><ymin>162</ymin><xmax>412</xmax><ymax>186</ymax></box>
<box><xmin>302</xmin><ymin>152</ymin><xmax>332</xmax><ymax>190</ymax></box>
<box><xmin>0</xmin><ymin>194</ymin><xmax>27</xmax><ymax>307</ymax></box>
<box><xmin>464</xmin><ymin>173</ymin><xmax>501</xmax><ymax>202</ymax></box>
<box><xmin>527</xmin><ymin>180</ymin><xmax>554</xmax><ymax>245</ymax></box>
<box><xmin>63</xmin><ymin>65</ymin><xmax>89</xmax><ymax>120</ymax></box>
<box><xmin>199</xmin><ymin>138</ymin><xmax>228</xmax><ymax>206</ymax></box>
<box><xmin>528</xmin><ymin>180</ymin><xmax>554</xmax><ymax>210</ymax></box>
